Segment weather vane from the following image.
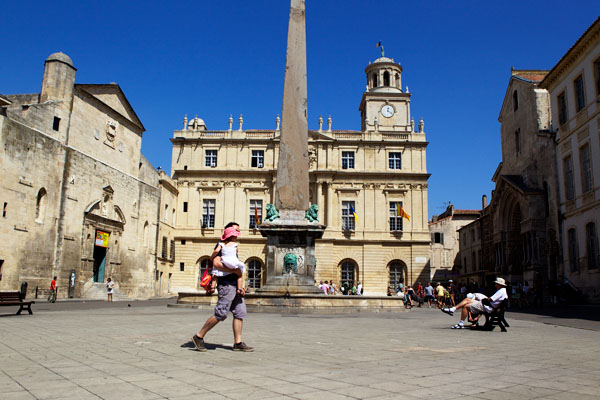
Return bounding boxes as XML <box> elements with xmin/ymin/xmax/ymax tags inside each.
<box><xmin>376</xmin><ymin>41</ymin><xmax>384</xmax><ymax>57</ymax></box>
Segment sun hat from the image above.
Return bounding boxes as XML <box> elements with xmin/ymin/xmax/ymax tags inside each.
<box><xmin>221</xmin><ymin>226</ymin><xmax>241</xmax><ymax>241</ymax></box>
<box><xmin>494</xmin><ymin>277</ymin><xmax>507</xmax><ymax>286</ymax></box>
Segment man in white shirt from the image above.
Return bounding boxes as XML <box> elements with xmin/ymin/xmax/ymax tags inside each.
<box><xmin>441</xmin><ymin>278</ymin><xmax>508</xmax><ymax>329</ymax></box>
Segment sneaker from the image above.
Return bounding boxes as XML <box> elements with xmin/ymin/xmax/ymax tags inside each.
<box><xmin>451</xmin><ymin>324</ymin><xmax>465</xmax><ymax>329</ymax></box>
<box><xmin>441</xmin><ymin>308</ymin><xmax>454</xmax><ymax>316</ymax></box>
<box><xmin>232</xmin><ymin>342</ymin><xmax>254</xmax><ymax>352</ymax></box>
<box><xmin>192</xmin><ymin>335</ymin><xmax>207</xmax><ymax>352</ymax></box>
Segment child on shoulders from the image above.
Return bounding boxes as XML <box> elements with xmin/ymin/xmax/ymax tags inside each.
<box><xmin>211</xmin><ymin>226</ymin><xmax>245</xmax><ymax>293</ymax></box>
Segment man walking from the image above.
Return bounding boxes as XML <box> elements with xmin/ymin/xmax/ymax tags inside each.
<box><xmin>48</xmin><ymin>276</ymin><xmax>57</xmax><ymax>303</ymax></box>
<box><xmin>192</xmin><ymin>222</ymin><xmax>253</xmax><ymax>352</ymax></box>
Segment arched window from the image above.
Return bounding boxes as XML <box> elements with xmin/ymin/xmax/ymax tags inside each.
<box><xmin>340</xmin><ymin>260</ymin><xmax>356</xmax><ymax>287</ymax></box>
<box><xmin>35</xmin><ymin>188</ymin><xmax>47</xmax><ymax>222</ymax></box>
<box><xmin>388</xmin><ymin>261</ymin><xmax>405</xmax><ymax>290</ymax></box>
<box><xmin>383</xmin><ymin>71</ymin><xmax>390</xmax><ymax>86</ymax></box>
<box><xmin>247</xmin><ymin>259</ymin><xmax>262</xmax><ymax>289</ymax></box>
<box><xmin>372</xmin><ymin>73</ymin><xmax>378</xmax><ymax>88</ymax></box>
<box><xmin>143</xmin><ymin>221</ymin><xmax>149</xmax><ymax>247</ymax></box>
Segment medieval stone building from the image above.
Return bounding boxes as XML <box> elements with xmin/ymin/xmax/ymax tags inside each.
<box><xmin>0</xmin><ymin>53</ymin><xmax>161</xmax><ymax>299</ymax></box>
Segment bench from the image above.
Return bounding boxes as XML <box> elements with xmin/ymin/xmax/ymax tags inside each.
<box><xmin>0</xmin><ymin>291</ymin><xmax>35</xmax><ymax>315</ymax></box>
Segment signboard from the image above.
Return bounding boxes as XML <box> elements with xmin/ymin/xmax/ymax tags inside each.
<box><xmin>415</xmin><ymin>256</ymin><xmax>427</xmax><ymax>263</ymax></box>
<box><xmin>95</xmin><ymin>231</ymin><xmax>110</xmax><ymax>247</ymax></box>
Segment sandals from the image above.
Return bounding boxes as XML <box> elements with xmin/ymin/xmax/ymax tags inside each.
<box><xmin>451</xmin><ymin>324</ymin><xmax>465</xmax><ymax>329</ymax></box>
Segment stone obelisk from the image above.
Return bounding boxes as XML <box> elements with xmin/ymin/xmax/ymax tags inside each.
<box><xmin>276</xmin><ymin>0</ymin><xmax>309</xmax><ymax>218</ymax></box>
<box><xmin>258</xmin><ymin>0</ymin><xmax>325</xmax><ymax>295</ymax></box>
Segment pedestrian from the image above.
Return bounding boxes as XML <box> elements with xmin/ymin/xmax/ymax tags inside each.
<box><xmin>351</xmin><ymin>283</ymin><xmax>357</xmax><ymax>295</ymax></box>
<box><xmin>329</xmin><ymin>280</ymin><xmax>337</xmax><ymax>295</ymax></box>
<box><xmin>424</xmin><ymin>282</ymin><xmax>435</xmax><ymax>308</ymax></box>
<box><xmin>106</xmin><ymin>277</ymin><xmax>115</xmax><ymax>302</ymax></box>
<box><xmin>448</xmin><ymin>280</ymin><xmax>456</xmax><ymax>306</ymax></box>
<box><xmin>192</xmin><ymin>222</ymin><xmax>253</xmax><ymax>352</ymax></box>
<box><xmin>436</xmin><ymin>282</ymin><xmax>445</xmax><ymax>308</ymax></box>
<box><xmin>48</xmin><ymin>276</ymin><xmax>57</xmax><ymax>303</ymax></box>
<box><xmin>321</xmin><ymin>280</ymin><xmax>329</xmax><ymax>295</ymax></box>
<box><xmin>357</xmin><ymin>281</ymin><xmax>363</xmax><ymax>296</ymax></box>
<box><xmin>210</xmin><ymin>226</ymin><xmax>245</xmax><ymax>293</ymax></box>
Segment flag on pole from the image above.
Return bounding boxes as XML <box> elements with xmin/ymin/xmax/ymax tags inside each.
<box><xmin>396</xmin><ymin>204</ymin><xmax>410</xmax><ymax>221</ymax></box>
<box><xmin>376</xmin><ymin>41</ymin><xmax>382</xmax><ymax>48</ymax></box>
<box><xmin>349</xmin><ymin>204</ymin><xmax>358</xmax><ymax>223</ymax></box>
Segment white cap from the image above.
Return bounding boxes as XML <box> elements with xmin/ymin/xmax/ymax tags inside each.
<box><xmin>466</xmin><ymin>293</ymin><xmax>474</xmax><ymax>299</ymax></box>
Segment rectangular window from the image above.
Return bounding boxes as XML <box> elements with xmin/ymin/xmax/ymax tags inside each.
<box><xmin>586</xmin><ymin>223</ymin><xmax>598</xmax><ymax>270</ymax></box>
<box><xmin>181</xmin><ymin>239</ymin><xmax>186</xmax><ymax>245</ymax></box>
<box><xmin>341</xmin><ymin>201</ymin><xmax>355</xmax><ymax>231</ymax></box>
<box><xmin>341</xmin><ymin>151</ymin><xmax>355</xmax><ymax>169</ymax></box>
<box><xmin>568</xmin><ymin>229</ymin><xmax>578</xmax><ymax>272</ymax></box>
<box><xmin>179</xmin><ymin>262</ymin><xmax>185</xmax><ymax>272</ymax></box>
<box><xmin>574</xmin><ymin>75</ymin><xmax>586</xmax><ymax>112</ymax></box>
<box><xmin>558</xmin><ymin>92</ymin><xmax>567</xmax><ymax>125</ymax></box>
<box><xmin>2</xmin><ymin>202</ymin><xmax>6</xmax><ymax>218</ymax></box>
<box><xmin>433</xmin><ymin>232</ymin><xmax>444</xmax><ymax>244</ymax></box>
<box><xmin>161</xmin><ymin>236</ymin><xmax>168</xmax><ymax>259</ymax></box>
<box><xmin>164</xmin><ymin>204</ymin><xmax>168</xmax><ymax>222</ymax></box>
<box><xmin>170</xmin><ymin>240</ymin><xmax>175</xmax><ymax>260</ymax></box>
<box><xmin>251</xmin><ymin>150</ymin><xmax>264</xmax><ymax>168</ymax></box>
<box><xmin>388</xmin><ymin>152</ymin><xmax>402</xmax><ymax>169</ymax></box>
<box><xmin>515</xmin><ymin>128</ymin><xmax>521</xmax><ymax>155</ymax></box>
<box><xmin>202</xmin><ymin>199</ymin><xmax>215</xmax><ymax>228</ymax></box>
<box><xmin>580</xmin><ymin>144</ymin><xmax>593</xmax><ymax>193</ymax></box>
<box><xmin>183</xmin><ymin>202</ymin><xmax>188</xmax><ymax>212</ymax></box>
<box><xmin>249</xmin><ymin>199</ymin><xmax>263</xmax><ymax>228</ymax></box>
<box><xmin>595</xmin><ymin>58</ymin><xmax>600</xmax><ymax>97</ymax></box>
<box><xmin>205</xmin><ymin>150</ymin><xmax>218</xmax><ymax>167</ymax></box>
<box><xmin>564</xmin><ymin>156</ymin><xmax>575</xmax><ymax>201</ymax></box>
<box><xmin>52</xmin><ymin>117</ymin><xmax>60</xmax><ymax>131</ymax></box>
<box><xmin>389</xmin><ymin>202</ymin><xmax>403</xmax><ymax>232</ymax></box>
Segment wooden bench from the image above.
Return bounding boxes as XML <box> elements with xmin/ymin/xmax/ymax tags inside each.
<box><xmin>0</xmin><ymin>291</ymin><xmax>35</xmax><ymax>315</ymax></box>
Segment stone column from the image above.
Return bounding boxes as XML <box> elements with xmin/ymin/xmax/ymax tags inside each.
<box><xmin>316</xmin><ymin>181</ymin><xmax>323</xmax><ymax>222</ymax></box>
<box><xmin>275</xmin><ymin>0</ymin><xmax>309</xmax><ymax>216</ymax></box>
<box><xmin>326</xmin><ymin>182</ymin><xmax>333</xmax><ymax>227</ymax></box>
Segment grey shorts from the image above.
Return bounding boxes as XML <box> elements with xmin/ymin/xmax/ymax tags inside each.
<box><xmin>214</xmin><ymin>284</ymin><xmax>247</xmax><ymax>321</ymax></box>
<box><xmin>469</xmin><ymin>300</ymin><xmax>485</xmax><ymax>315</ymax></box>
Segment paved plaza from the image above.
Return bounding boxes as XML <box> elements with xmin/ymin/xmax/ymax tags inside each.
<box><xmin>1</xmin><ymin>300</ymin><xmax>599</xmax><ymax>400</ymax></box>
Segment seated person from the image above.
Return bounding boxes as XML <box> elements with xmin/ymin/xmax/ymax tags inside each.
<box><xmin>441</xmin><ymin>278</ymin><xmax>508</xmax><ymax>329</ymax></box>
<box><xmin>404</xmin><ymin>286</ymin><xmax>414</xmax><ymax>308</ymax></box>
<box><xmin>465</xmin><ymin>292</ymin><xmax>488</xmax><ymax>325</ymax></box>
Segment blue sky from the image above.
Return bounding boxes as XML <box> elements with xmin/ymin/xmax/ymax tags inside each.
<box><xmin>1</xmin><ymin>1</ymin><xmax>597</xmax><ymax>218</ymax></box>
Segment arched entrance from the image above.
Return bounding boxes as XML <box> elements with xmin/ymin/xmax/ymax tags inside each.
<box><xmin>388</xmin><ymin>260</ymin><xmax>407</xmax><ymax>291</ymax></box>
<box><xmin>339</xmin><ymin>259</ymin><xmax>358</xmax><ymax>289</ymax></box>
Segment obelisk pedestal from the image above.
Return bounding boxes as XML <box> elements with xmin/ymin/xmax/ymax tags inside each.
<box><xmin>257</xmin><ymin>0</ymin><xmax>324</xmax><ymax>295</ymax></box>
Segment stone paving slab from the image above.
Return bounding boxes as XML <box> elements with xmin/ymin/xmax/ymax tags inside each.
<box><xmin>0</xmin><ymin>304</ymin><xmax>599</xmax><ymax>399</ymax></box>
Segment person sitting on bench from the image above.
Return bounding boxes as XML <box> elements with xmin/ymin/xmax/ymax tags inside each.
<box><xmin>464</xmin><ymin>292</ymin><xmax>488</xmax><ymax>326</ymax></box>
<box><xmin>441</xmin><ymin>278</ymin><xmax>508</xmax><ymax>329</ymax></box>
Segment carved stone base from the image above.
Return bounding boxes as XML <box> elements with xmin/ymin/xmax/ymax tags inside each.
<box><xmin>257</xmin><ymin>218</ymin><xmax>325</xmax><ymax>295</ymax></box>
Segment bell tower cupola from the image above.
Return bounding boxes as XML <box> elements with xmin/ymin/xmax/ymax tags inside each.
<box><xmin>359</xmin><ymin>52</ymin><xmax>412</xmax><ymax>133</ymax></box>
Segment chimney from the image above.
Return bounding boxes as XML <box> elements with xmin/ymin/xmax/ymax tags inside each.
<box><xmin>482</xmin><ymin>194</ymin><xmax>488</xmax><ymax>209</ymax></box>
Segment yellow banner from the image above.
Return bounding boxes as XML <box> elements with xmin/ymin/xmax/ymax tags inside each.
<box><xmin>95</xmin><ymin>231</ymin><xmax>110</xmax><ymax>247</ymax></box>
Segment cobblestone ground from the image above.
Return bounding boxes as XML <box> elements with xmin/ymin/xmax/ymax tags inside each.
<box><xmin>0</xmin><ymin>302</ymin><xmax>599</xmax><ymax>399</ymax></box>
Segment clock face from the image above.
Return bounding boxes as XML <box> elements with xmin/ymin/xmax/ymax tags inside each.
<box><xmin>381</xmin><ymin>105</ymin><xmax>394</xmax><ymax>118</ymax></box>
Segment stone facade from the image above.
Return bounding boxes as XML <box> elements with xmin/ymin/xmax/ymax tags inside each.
<box><xmin>0</xmin><ymin>53</ymin><xmax>161</xmax><ymax>299</ymax></box>
<box><xmin>169</xmin><ymin>56</ymin><xmax>430</xmax><ymax>296</ymax></box>
<box><xmin>540</xmin><ymin>18</ymin><xmax>600</xmax><ymax>301</ymax></box>
<box><xmin>429</xmin><ymin>205</ymin><xmax>480</xmax><ymax>283</ymax></box>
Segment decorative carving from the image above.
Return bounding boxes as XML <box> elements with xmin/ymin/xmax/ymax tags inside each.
<box><xmin>318</xmin><ymin>115</ymin><xmax>323</xmax><ymax>131</ymax></box>
<box><xmin>265</xmin><ymin>204</ymin><xmax>280</xmax><ymax>222</ymax></box>
<box><xmin>283</xmin><ymin>253</ymin><xmax>298</xmax><ymax>274</ymax></box>
<box><xmin>305</xmin><ymin>204</ymin><xmax>319</xmax><ymax>222</ymax></box>
<box><xmin>105</xmin><ymin>120</ymin><xmax>117</xmax><ymax>148</ymax></box>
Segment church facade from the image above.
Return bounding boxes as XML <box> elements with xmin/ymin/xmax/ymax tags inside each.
<box><xmin>0</xmin><ymin>53</ymin><xmax>161</xmax><ymax>299</ymax></box>
<box><xmin>168</xmin><ymin>56</ymin><xmax>431</xmax><ymax>296</ymax></box>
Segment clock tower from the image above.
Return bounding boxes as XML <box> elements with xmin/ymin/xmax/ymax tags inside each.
<box><xmin>359</xmin><ymin>56</ymin><xmax>412</xmax><ymax>132</ymax></box>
